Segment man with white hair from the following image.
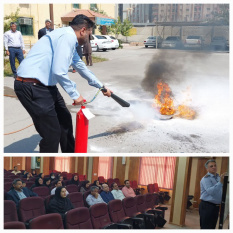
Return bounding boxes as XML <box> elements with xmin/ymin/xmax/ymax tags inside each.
<box><xmin>199</xmin><ymin>159</ymin><xmax>226</xmax><ymax>229</ymax></box>
<box><xmin>38</xmin><ymin>19</ymin><xmax>54</xmax><ymax>39</ymax></box>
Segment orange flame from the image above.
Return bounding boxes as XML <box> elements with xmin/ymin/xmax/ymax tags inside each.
<box><xmin>153</xmin><ymin>82</ymin><xmax>196</xmax><ymax>119</ymax></box>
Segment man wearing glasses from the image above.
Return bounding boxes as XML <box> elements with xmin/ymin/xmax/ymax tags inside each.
<box><xmin>199</xmin><ymin>159</ymin><xmax>226</xmax><ymax>229</ymax></box>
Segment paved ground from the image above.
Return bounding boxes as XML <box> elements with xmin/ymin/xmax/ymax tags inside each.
<box><xmin>4</xmin><ymin>46</ymin><xmax>229</xmax><ymax>153</ymax></box>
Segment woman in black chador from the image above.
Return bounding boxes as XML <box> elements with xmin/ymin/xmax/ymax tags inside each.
<box><xmin>48</xmin><ymin>186</ymin><xmax>74</xmax><ymax>219</ymax></box>
<box><xmin>69</xmin><ymin>175</ymin><xmax>79</xmax><ymax>186</ymax></box>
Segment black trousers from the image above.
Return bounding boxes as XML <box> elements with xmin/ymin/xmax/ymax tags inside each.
<box><xmin>14</xmin><ymin>80</ymin><xmax>75</xmax><ymax>153</ymax></box>
<box><xmin>199</xmin><ymin>200</ymin><xmax>220</xmax><ymax>229</ymax></box>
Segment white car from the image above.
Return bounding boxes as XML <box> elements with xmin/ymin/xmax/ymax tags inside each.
<box><xmin>91</xmin><ymin>35</ymin><xmax>112</xmax><ymax>51</ymax></box>
<box><xmin>102</xmin><ymin>35</ymin><xmax>119</xmax><ymax>50</ymax></box>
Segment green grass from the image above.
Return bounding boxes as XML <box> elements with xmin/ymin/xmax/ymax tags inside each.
<box><xmin>4</xmin><ymin>59</ymin><xmax>19</xmax><ymax>77</ymax></box>
<box><xmin>4</xmin><ymin>55</ymin><xmax>108</xmax><ymax>77</ymax></box>
<box><xmin>90</xmin><ymin>55</ymin><xmax>108</xmax><ymax>63</ymax></box>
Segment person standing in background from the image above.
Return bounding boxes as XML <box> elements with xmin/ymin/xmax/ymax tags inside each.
<box><xmin>83</xmin><ymin>34</ymin><xmax>93</xmax><ymax>66</ymax></box>
<box><xmin>38</xmin><ymin>19</ymin><xmax>53</xmax><ymax>39</ymax></box>
<box><xmin>4</xmin><ymin>22</ymin><xmax>25</xmax><ymax>78</ymax></box>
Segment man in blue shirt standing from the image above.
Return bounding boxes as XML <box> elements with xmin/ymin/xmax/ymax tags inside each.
<box><xmin>100</xmin><ymin>183</ymin><xmax>115</xmax><ymax>204</ymax></box>
<box><xmin>14</xmin><ymin>14</ymin><xmax>111</xmax><ymax>153</ymax></box>
<box><xmin>199</xmin><ymin>159</ymin><xmax>226</xmax><ymax>229</ymax></box>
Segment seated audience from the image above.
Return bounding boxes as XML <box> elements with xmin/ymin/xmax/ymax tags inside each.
<box><xmin>80</xmin><ymin>180</ymin><xmax>91</xmax><ymax>194</ymax></box>
<box><xmin>93</xmin><ymin>180</ymin><xmax>102</xmax><ymax>189</ymax></box>
<box><xmin>69</xmin><ymin>175</ymin><xmax>79</xmax><ymax>186</ymax></box>
<box><xmin>22</xmin><ymin>180</ymin><xmax>26</xmax><ymax>188</ymax></box>
<box><xmin>51</xmin><ymin>180</ymin><xmax>69</xmax><ymax>195</ymax></box>
<box><xmin>43</xmin><ymin>178</ymin><xmax>51</xmax><ymax>188</ymax></box>
<box><xmin>7</xmin><ymin>179</ymin><xmax>38</xmax><ymax>208</ymax></box>
<box><xmin>31</xmin><ymin>170</ymin><xmax>37</xmax><ymax>176</ymax></box>
<box><xmin>24</xmin><ymin>172</ymin><xmax>32</xmax><ymax>181</ymax></box>
<box><xmin>57</xmin><ymin>174</ymin><xmax>65</xmax><ymax>185</ymax></box>
<box><xmin>50</xmin><ymin>173</ymin><xmax>56</xmax><ymax>181</ymax></box>
<box><xmin>30</xmin><ymin>177</ymin><xmax>45</xmax><ymax>190</ymax></box>
<box><xmin>111</xmin><ymin>182</ymin><xmax>126</xmax><ymax>200</ymax></box>
<box><xmin>48</xmin><ymin>186</ymin><xmax>74</xmax><ymax>219</ymax></box>
<box><xmin>86</xmin><ymin>186</ymin><xmax>105</xmax><ymax>206</ymax></box>
<box><xmin>122</xmin><ymin>180</ymin><xmax>136</xmax><ymax>197</ymax></box>
<box><xmin>38</xmin><ymin>173</ymin><xmax>44</xmax><ymax>179</ymax></box>
<box><xmin>100</xmin><ymin>183</ymin><xmax>115</xmax><ymax>203</ymax></box>
<box><xmin>21</xmin><ymin>170</ymin><xmax>27</xmax><ymax>176</ymax></box>
<box><xmin>11</xmin><ymin>166</ymin><xmax>21</xmax><ymax>175</ymax></box>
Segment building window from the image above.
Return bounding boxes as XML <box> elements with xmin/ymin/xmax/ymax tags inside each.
<box><xmin>54</xmin><ymin>157</ymin><xmax>71</xmax><ymax>173</ymax></box>
<box><xmin>138</xmin><ymin>157</ymin><xmax>176</xmax><ymax>190</ymax></box>
<box><xmin>207</xmin><ymin>8</ymin><xmax>210</xmax><ymax>11</ymax></box>
<box><xmin>90</xmin><ymin>4</ymin><xmax>97</xmax><ymax>11</ymax></box>
<box><xmin>17</xmin><ymin>17</ymin><xmax>33</xmax><ymax>36</ymax></box>
<box><xmin>186</xmin><ymin>9</ymin><xmax>189</xmax><ymax>11</ymax></box>
<box><xmin>98</xmin><ymin>157</ymin><xmax>113</xmax><ymax>179</ymax></box>
<box><xmin>73</xmin><ymin>4</ymin><xmax>79</xmax><ymax>9</ymax></box>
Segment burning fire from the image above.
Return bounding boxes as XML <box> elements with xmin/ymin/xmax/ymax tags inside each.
<box><xmin>153</xmin><ymin>82</ymin><xmax>196</xmax><ymax>120</ymax></box>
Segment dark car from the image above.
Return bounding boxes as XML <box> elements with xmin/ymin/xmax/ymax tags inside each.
<box><xmin>210</xmin><ymin>36</ymin><xmax>228</xmax><ymax>51</ymax></box>
<box><xmin>161</xmin><ymin>36</ymin><xmax>183</xmax><ymax>49</ymax></box>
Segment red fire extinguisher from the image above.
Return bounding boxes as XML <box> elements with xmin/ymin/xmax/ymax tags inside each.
<box><xmin>74</xmin><ymin>104</ymin><xmax>89</xmax><ymax>153</ymax></box>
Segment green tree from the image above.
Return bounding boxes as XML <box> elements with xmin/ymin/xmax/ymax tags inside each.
<box><xmin>109</xmin><ymin>17</ymin><xmax>122</xmax><ymax>38</ymax></box>
<box><xmin>4</xmin><ymin>8</ymin><xmax>20</xmax><ymax>32</ymax></box>
<box><xmin>121</xmin><ymin>18</ymin><xmax>133</xmax><ymax>42</ymax></box>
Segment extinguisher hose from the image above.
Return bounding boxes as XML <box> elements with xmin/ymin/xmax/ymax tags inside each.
<box><xmin>84</xmin><ymin>88</ymin><xmax>104</xmax><ymax>104</ymax></box>
<box><xmin>83</xmin><ymin>87</ymin><xmax>130</xmax><ymax>107</ymax></box>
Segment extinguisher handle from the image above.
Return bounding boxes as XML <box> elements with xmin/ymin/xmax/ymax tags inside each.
<box><xmin>72</xmin><ymin>99</ymin><xmax>86</xmax><ymax>106</ymax></box>
<box><xmin>102</xmin><ymin>88</ymin><xmax>130</xmax><ymax>107</ymax></box>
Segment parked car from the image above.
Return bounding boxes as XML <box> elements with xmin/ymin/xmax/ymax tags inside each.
<box><xmin>184</xmin><ymin>35</ymin><xmax>204</xmax><ymax>49</ymax></box>
<box><xmin>161</xmin><ymin>36</ymin><xmax>183</xmax><ymax>49</ymax></box>
<box><xmin>144</xmin><ymin>36</ymin><xmax>163</xmax><ymax>48</ymax></box>
<box><xmin>210</xmin><ymin>36</ymin><xmax>228</xmax><ymax>51</ymax></box>
<box><xmin>102</xmin><ymin>35</ymin><xmax>119</xmax><ymax>50</ymax></box>
<box><xmin>91</xmin><ymin>35</ymin><xmax>112</xmax><ymax>51</ymax></box>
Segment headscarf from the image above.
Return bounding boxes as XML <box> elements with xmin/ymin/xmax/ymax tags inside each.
<box><xmin>38</xmin><ymin>173</ymin><xmax>44</xmax><ymax>178</ymax></box>
<box><xmin>93</xmin><ymin>180</ymin><xmax>101</xmax><ymax>187</ymax></box>
<box><xmin>32</xmin><ymin>170</ymin><xmax>37</xmax><ymax>176</ymax></box>
<box><xmin>30</xmin><ymin>177</ymin><xmax>44</xmax><ymax>190</ymax></box>
<box><xmin>50</xmin><ymin>173</ymin><xmax>56</xmax><ymax>181</ymax></box>
<box><xmin>69</xmin><ymin>175</ymin><xmax>79</xmax><ymax>186</ymax></box>
<box><xmin>48</xmin><ymin>186</ymin><xmax>74</xmax><ymax>219</ymax></box>
<box><xmin>43</xmin><ymin>178</ymin><xmax>51</xmax><ymax>187</ymax></box>
<box><xmin>80</xmin><ymin>180</ymin><xmax>90</xmax><ymax>192</ymax></box>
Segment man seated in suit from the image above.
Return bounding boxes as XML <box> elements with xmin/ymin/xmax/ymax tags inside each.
<box><xmin>100</xmin><ymin>183</ymin><xmax>115</xmax><ymax>204</ymax></box>
<box><xmin>7</xmin><ymin>179</ymin><xmax>38</xmax><ymax>208</ymax></box>
<box><xmin>38</xmin><ymin>19</ymin><xmax>53</xmax><ymax>39</ymax></box>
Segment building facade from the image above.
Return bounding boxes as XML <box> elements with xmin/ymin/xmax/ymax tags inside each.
<box><xmin>4</xmin><ymin>3</ymin><xmax>117</xmax><ymax>44</ymax></box>
<box><xmin>121</xmin><ymin>4</ymin><xmax>225</xmax><ymax>24</ymax></box>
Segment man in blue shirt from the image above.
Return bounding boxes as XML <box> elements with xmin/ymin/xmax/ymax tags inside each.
<box><xmin>14</xmin><ymin>14</ymin><xmax>111</xmax><ymax>153</ymax></box>
<box><xmin>199</xmin><ymin>159</ymin><xmax>226</xmax><ymax>229</ymax></box>
<box><xmin>100</xmin><ymin>183</ymin><xmax>115</xmax><ymax>204</ymax></box>
<box><xmin>7</xmin><ymin>179</ymin><xmax>38</xmax><ymax>208</ymax></box>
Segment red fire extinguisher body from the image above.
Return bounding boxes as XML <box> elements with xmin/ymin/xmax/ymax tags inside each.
<box><xmin>74</xmin><ymin>106</ymin><xmax>89</xmax><ymax>153</ymax></box>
